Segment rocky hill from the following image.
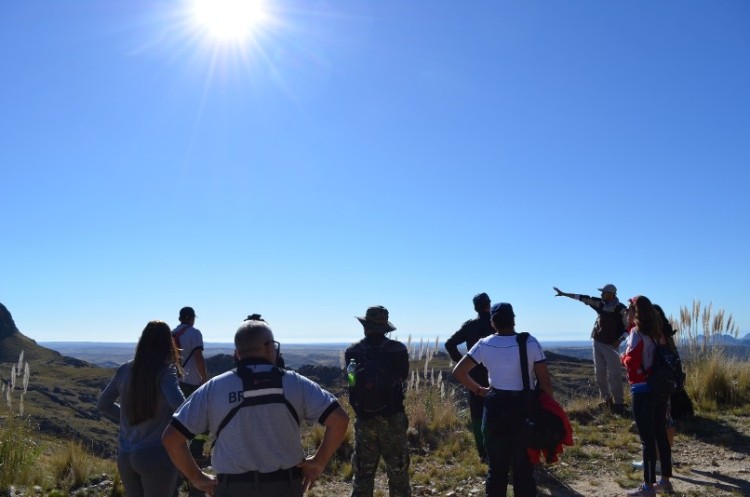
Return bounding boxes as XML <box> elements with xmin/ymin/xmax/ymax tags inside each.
<box><xmin>0</xmin><ymin>303</ymin><xmax>66</xmax><ymax>364</ymax></box>
<box><xmin>1</xmin><ymin>302</ymin><xmax>116</xmax><ymax>455</ymax></box>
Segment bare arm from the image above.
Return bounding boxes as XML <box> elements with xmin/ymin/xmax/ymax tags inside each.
<box><xmin>162</xmin><ymin>425</ymin><xmax>217</xmax><ymax>496</ymax></box>
<box><xmin>452</xmin><ymin>355</ymin><xmax>489</xmax><ymax>397</ymax></box>
<box><xmin>193</xmin><ymin>349</ymin><xmax>208</xmax><ymax>384</ymax></box>
<box><xmin>297</xmin><ymin>406</ymin><xmax>349</xmax><ymax>492</ymax></box>
<box><xmin>534</xmin><ymin>362</ymin><xmax>554</xmax><ymax>398</ymax></box>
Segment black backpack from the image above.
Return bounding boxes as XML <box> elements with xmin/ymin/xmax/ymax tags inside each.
<box><xmin>348</xmin><ymin>341</ymin><xmax>397</xmax><ymax>416</ymax></box>
<box><xmin>647</xmin><ymin>338</ymin><xmax>686</xmax><ymax>395</ymax></box>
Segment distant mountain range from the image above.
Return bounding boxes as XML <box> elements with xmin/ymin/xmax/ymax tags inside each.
<box><xmin>688</xmin><ymin>333</ymin><xmax>750</xmax><ymax>344</ymax></box>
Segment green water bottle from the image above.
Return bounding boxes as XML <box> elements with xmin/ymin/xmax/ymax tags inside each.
<box><xmin>347</xmin><ymin>358</ymin><xmax>357</xmax><ymax>387</ymax></box>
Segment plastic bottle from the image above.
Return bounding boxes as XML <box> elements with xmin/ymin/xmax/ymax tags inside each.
<box><xmin>347</xmin><ymin>358</ymin><xmax>357</xmax><ymax>387</ymax></box>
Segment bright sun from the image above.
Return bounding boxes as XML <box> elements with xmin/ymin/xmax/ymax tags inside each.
<box><xmin>191</xmin><ymin>0</ymin><xmax>268</xmax><ymax>41</ymax></box>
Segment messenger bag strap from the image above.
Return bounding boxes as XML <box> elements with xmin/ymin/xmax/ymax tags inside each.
<box><xmin>516</xmin><ymin>332</ymin><xmax>531</xmax><ymax>391</ymax></box>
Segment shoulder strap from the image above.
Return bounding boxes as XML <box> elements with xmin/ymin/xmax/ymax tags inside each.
<box><xmin>182</xmin><ymin>348</ymin><xmax>199</xmax><ymax>368</ymax></box>
<box><xmin>516</xmin><ymin>332</ymin><xmax>531</xmax><ymax>391</ymax></box>
<box><xmin>211</xmin><ymin>364</ymin><xmax>299</xmax><ymax>448</ymax></box>
<box><xmin>173</xmin><ymin>326</ymin><xmax>200</xmax><ymax>368</ymax></box>
<box><xmin>172</xmin><ymin>325</ymin><xmax>189</xmax><ymax>347</ymax></box>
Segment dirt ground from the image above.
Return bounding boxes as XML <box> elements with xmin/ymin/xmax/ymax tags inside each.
<box><xmin>303</xmin><ymin>433</ymin><xmax>750</xmax><ymax>497</ymax></box>
<box><xmin>555</xmin><ymin>435</ymin><xmax>750</xmax><ymax>497</ymax></box>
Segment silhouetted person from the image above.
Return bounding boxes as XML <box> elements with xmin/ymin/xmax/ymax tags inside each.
<box><xmin>445</xmin><ymin>292</ymin><xmax>494</xmax><ymax>461</ymax></box>
<box><xmin>346</xmin><ymin>305</ymin><xmax>411</xmax><ymax>497</ymax></box>
<box><xmin>554</xmin><ymin>284</ymin><xmax>628</xmax><ymax>414</ymax></box>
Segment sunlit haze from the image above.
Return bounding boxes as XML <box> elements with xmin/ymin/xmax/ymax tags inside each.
<box><xmin>191</xmin><ymin>0</ymin><xmax>268</xmax><ymax>42</ymax></box>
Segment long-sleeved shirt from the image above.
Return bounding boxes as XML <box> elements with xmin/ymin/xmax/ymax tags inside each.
<box><xmin>572</xmin><ymin>294</ymin><xmax>628</xmax><ymax>345</ymax></box>
<box><xmin>445</xmin><ymin>311</ymin><xmax>493</xmax><ymax>386</ymax></box>
<box><xmin>98</xmin><ymin>361</ymin><xmax>185</xmax><ymax>452</ymax></box>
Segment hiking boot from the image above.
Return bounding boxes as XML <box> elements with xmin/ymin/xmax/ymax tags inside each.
<box><xmin>626</xmin><ymin>483</ymin><xmax>656</xmax><ymax>496</ymax></box>
<box><xmin>612</xmin><ymin>403</ymin><xmax>626</xmax><ymax>415</ymax></box>
<box><xmin>598</xmin><ymin>399</ymin><xmax>614</xmax><ymax>411</ymax></box>
<box><xmin>653</xmin><ymin>480</ymin><xmax>674</xmax><ymax>494</ymax></box>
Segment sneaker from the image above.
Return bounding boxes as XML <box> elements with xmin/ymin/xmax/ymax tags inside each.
<box><xmin>626</xmin><ymin>483</ymin><xmax>656</xmax><ymax>496</ymax></box>
<box><xmin>653</xmin><ymin>480</ymin><xmax>674</xmax><ymax>494</ymax></box>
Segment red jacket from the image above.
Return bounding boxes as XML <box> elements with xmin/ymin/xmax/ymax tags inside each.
<box><xmin>621</xmin><ymin>328</ymin><xmax>658</xmax><ymax>386</ymax></box>
<box><xmin>527</xmin><ymin>392</ymin><xmax>574</xmax><ymax>464</ymax></box>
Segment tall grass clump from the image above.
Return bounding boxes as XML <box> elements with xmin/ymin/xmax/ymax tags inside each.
<box><xmin>0</xmin><ymin>351</ymin><xmax>40</xmax><ymax>492</ymax></box>
<box><xmin>675</xmin><ymin>300</ymin><xmax>739</xmax><ymax>361</ymax></box>
<box><xmin>672</xmin><ymin>300</ymin><xmax>750</xmax><ymax>409</ymax></box>
<box><xmin>405</xmin><ymin>336</ymin><xmax>462</xmax><ymax>448</ymax></box>
<box><xmin>48</xmin><ymin>441</ymin><xmax>99</xmax><ymax>492</ymax></box>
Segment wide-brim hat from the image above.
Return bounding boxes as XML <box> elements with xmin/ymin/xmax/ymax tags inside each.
<box><xmin>356</xmin><ymin>305</ymin><xmax>396</xmax><ymax>332</ymax></box>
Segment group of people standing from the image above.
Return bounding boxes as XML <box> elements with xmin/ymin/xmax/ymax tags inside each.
<box><xmin>446</xmin><ymin>286</ymin><xmax>679</xmax><ymax>496</ymax></box>
<box><xmin>97</xmin><ymin>286</ymin><xmax>679</xmax><ymax>497</ymax></box>
<box><xmin>554</xmin><ymin>285</ymin><xmax>677</xmax><ymax>496</ymax></box>
<box><xmin>97</xmin><ymin>305</ymin><xmax>409</xmax><ymax>497</ymax></box>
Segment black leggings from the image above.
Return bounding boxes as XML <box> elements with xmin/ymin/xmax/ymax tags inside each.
<box><xmin>632</xmin><ymin>391</ymin><xmax>672</xmax><ymax>484</ymax></box>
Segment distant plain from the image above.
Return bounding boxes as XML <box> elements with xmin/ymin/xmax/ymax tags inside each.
<box><xmin>40</xmin><ymin>340</ymin><xmax>596</xmax><ymax>369</ymax></box>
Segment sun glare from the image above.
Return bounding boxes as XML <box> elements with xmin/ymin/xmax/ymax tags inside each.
<box><xmin>191</xmin><ymin>0</ymin><xmax>268</xmax><ymax>42</ymax></box>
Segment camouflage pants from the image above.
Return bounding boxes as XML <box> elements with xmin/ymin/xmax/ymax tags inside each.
<box><xmin>350</xmin><ymin>411</ymin><xmax>411</xmax><ymax>497</ymax></box>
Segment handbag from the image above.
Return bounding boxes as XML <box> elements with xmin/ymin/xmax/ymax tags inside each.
<box><xmin>516</xmin><ymin>333</ymin><xmax>565</xmax><ymax>462</ymax></box>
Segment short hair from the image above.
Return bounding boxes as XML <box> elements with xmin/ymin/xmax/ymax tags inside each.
<box><xmin>473</xmin><ymin>293</ymin><xmax>491</xmax><ymax>312</ymax></box>
<box><xmin>234</xmin><ymin>320</ymin><xmax>273</xmax><ymax>357</ymax></box>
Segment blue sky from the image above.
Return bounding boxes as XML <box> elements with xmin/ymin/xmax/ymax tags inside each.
<box><xmin>2</xmin><ymin>0</ymin><xmax>748</xmax><ymax>344</ymax></box>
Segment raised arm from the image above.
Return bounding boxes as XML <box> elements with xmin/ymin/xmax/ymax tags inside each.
<box><xmin>553</xmin><ymin>287</ymin><xmax>574</xmax><ymax>299</ymax></box>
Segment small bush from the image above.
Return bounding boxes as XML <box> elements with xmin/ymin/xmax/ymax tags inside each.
<box><xmin>48</xmin><ymin>441</ymin><xmax>98</xmax><ymax>491</ymax></box>
<box><xmin>688</xmin><ymin>352</ymin><xmax>750</xmax><ymax>409</ymax></box>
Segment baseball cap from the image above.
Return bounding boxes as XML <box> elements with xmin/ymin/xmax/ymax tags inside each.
<box><xmin>490</xmin><ymin>302</ymin><xmax>515</xmax><ymax>323</ymax></box>
<box><xmin>597</xmin><ymin>284</ymin><xmax>617</xmax><ymax>295</ymax></box>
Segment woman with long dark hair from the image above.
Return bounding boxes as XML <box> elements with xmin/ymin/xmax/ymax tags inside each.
<box><xmin>621</xmin><ymin>296</ymin><xmax>674</xmax><ymax>496</ymax></box>
<box><xmin>98</xmin><ymin>320</ymin><xmax>185</xmax><ymax>497</ymax></box>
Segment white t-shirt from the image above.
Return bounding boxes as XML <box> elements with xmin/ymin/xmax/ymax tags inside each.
<box><xmin>172</xmin><ymin>324</ymin><xmax>204</xmax><ymax>386</ymax></box>
<box><xmin>468</xmin><ymin>333</ymin><xmax>546</xmax><ymax>391</ymax></box>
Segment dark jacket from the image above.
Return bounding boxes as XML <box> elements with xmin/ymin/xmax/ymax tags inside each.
<box><xmin>444</xmin><ymin>311</ymin><xmax>493</xmax><ymax>387</ymax></box>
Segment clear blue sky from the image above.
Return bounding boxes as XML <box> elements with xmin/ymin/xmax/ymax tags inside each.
<box><xmin>2</xmin><ymin>0</ymin><xmax>748</xmax><ymax>344</ymax></box>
